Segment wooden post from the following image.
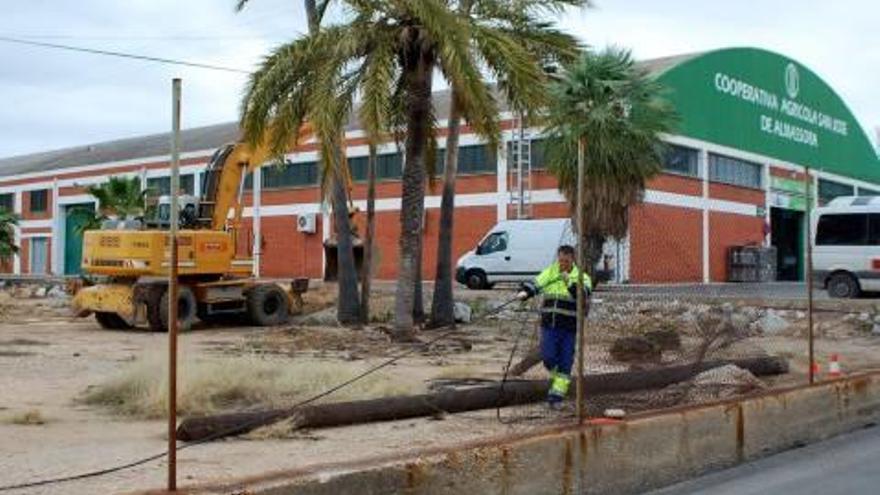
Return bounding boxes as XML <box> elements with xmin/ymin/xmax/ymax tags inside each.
<box><xmin>575</xmin><ymin>136</ymin><xmax>586</xmax><ymax>421</ymax></box>
<box><xmin>168</xmin><ymin>77</ymin><xmax>182</xmax><ymax>491</ymax></box>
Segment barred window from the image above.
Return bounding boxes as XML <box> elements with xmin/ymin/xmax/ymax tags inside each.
<box><xmin>709</xmin><ymin>153</ymin><xmax>762</xmax><ymax>188</ymax></box>
<box><xmin>29</xmin><ymin>190</ymin><xmax>48</xmax><ymax>213</ymax></box>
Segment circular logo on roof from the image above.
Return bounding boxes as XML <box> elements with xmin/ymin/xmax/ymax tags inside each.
<box><xmin>785</xmin><ymin>63</ymin><xmax>799</xmax><ymax>99</ymax></box>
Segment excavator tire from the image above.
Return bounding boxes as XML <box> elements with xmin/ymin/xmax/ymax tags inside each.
<box><xmin>95</xmin><ymin>312</ymin><xmax>132</xmax><ymax>330</ymax></box>
<box><xmin>145</xmin><ymin>285</ymin><xmax>166</xmax><ymax>332</ymax></box>
<box><xmin>160</xmin><ymin>286</ymin><xmax>198</xmax><ymax>332</ymax></box>
<box><xmin>246</xmin><ymin>284</ymin><xmax>289</xmax><ymax>327</ymax></box>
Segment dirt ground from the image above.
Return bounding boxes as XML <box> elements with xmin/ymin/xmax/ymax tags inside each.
<box><xmin>3</xmin><ymin>284</ymin><xmax>880</xmax><ymax>494</ymax></box>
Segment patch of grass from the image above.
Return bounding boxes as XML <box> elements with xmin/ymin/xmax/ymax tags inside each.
<box><xmin>81</xmin><ymin>353</ymin><xmax>419</xmax><ymax>419</ymax></box>
<box><xmin>5</xmin><ymin>409</ymin><xmax>48</xmax><ymax>425</ymax></box>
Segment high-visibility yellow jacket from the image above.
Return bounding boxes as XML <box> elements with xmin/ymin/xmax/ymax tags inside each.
<box><xmin>523</xmin><ymin>262</ymin><xmax>592</xmax><ymax>331</ymax></box>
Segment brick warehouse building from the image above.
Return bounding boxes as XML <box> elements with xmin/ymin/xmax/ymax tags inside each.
<box><xmin>1</xmin><ymin>47</ymin><xmax>878</xmax><ymax>283</ymax></box>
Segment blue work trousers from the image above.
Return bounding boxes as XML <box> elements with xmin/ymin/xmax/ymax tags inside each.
<box><xmin>541</xmin><ymin>325</ymin><xmax>576</xmax><ymax>375</ymax></box>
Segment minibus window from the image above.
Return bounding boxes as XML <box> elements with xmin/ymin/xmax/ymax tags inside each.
<box><xmin>816</xmin><ymin>214</ymin><xmax>868</xmax><ymax>246</ymax></box>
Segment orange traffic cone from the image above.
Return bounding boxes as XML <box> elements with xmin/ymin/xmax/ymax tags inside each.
<box><xmin>828</xmin><ymin>354</ymin><xmax>843</xmax><ymax>378</ymax></box>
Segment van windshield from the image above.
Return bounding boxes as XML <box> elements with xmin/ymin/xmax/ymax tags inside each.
<box><xmin>478</xmin><ymin>232</ymin><xmax>508</xmax><ymax>254</ymax></box>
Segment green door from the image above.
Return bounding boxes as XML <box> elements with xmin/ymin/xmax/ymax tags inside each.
<box><xmin>65</xmin><ymin>204</ymin><xmax>95</xmax><ymax>275</ymax></box>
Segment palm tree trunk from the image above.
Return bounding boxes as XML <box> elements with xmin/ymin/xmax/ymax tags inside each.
<box><xmin>393</xmin><ymin>44</ymin><xmax>433</xmax><ymax>340</ymax></box>
<box><xmin>412</xmin><ymin>194</ymin><xmax>425</xmax><ymax>324</ymax></box>
<box><xmin>360</xmin><ymin>144</ymin><xmax>377</xmax><ymax>324</ymax></box>
<box><xmin>428</xmin><ymin>92</ymin><xmax>462</xmax><ymax>328</ymax></box>
<box><xmin>332</xmin><ymin>164</ymin><xmax>361</xmax><ymax>325</ymax></box>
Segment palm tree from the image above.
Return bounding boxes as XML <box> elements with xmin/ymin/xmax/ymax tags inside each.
<box><xmin>236</xmin><ymin>0</ymin><xmax>362</xmax><ymax>325</ymax></box>
<box><xmin>0</xmin><ymin>209</ymin><xmax>19</xmax><ymax>260</ymax></box>
<box><xmin>87</xmin><ymin>176</ymin><xmax>148</xmax><ymax>219</ymax></box>
<box><xmin>543</xmin><ymin>47</ymin><xmax>678</xmax><ymax>273</ymax></box>
<box><xmin>428</xmin><ymin>0</ymin><xmax>585</xmax><ymax>328</ymax></box>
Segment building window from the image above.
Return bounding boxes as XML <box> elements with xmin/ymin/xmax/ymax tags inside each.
<box><xmin>708</xmin><ymin>153</ymin><xmax>762</xmax><ymax>189</ymax></box>
<box><xmin>147</xmin><ymin>175</ymin><xmax>194</xmax><ymax>196</ymax></box>
<box><xmin>0</xmin><ymin>193</ymin><xmax>13</xmax><ymax>212</ymax></box>
<box><xmin>663</xmin><ymin>144</ymin><xmax>700</xmax><ymax>177</ymax></box>
<box><xmin>507</xmin><ymin>139</ymin><xmax>547</xmax><ymax>171</ymax></box>
<box><xmin>29</xmin><ymin>189</ymin><xmax>48</xmax><ymax>213</ymax></box>
<box><xmin>263</xmin><ymin>160</ymin><xmax>319</xmax><ymax>188</ymax></box>
<box><xmin>818</xmin><ymin>178</ymin><xmax>855</xmax><ymax>205</ymax></box>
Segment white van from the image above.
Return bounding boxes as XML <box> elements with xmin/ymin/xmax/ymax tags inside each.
<box><xmin>455</xmin><ymin>219</ymin><xmax>576</xmax><ymax>290</ymax></box>
<box><xmin>813</xmin><ymin>196</ymin><xmax>880</xmax><ymax>298</ymax></box>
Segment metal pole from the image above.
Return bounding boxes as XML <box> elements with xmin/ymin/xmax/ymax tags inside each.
<box><xmin>805</xmin><ymin>167</ymin><xmax>815</xmax><ymax>385</ymax></box>
<box><xmin>575</xmin><ymin>136</ymin><xmax>586</xmax><ymax>422</ymax></box>
<box><xmin>168</xmin><ymin>77</ymin><xmax>182</xmax><ymax>491</ymax></box>
<box><xmin>517</xmin><ymin>112</ymin><xmax>525</xmax><ymax>219</ymax></box>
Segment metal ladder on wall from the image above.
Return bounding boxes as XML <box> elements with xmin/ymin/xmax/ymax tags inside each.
<box><xmin>508</xmin><ymin>114</ymin><xmax>533</xmax><ymax>219</ymax></box>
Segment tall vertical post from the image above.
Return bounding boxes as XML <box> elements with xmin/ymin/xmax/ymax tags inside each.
<box><xmin>805</xmin><ymin>167</ymin><xmax>815</xmax><ymax>385</ymax></box>
<box><xmin>253</xmin><ymin>166</ymin><xmax>262</xmax><ymax>278</ymax></box>
<box><xmin>517</xmin><ymin>112</ymin><xmax>525</xmax><ymax>219</ymax></box>
<box><xmin>575</xmin><ymin>136</ymin><xmax>586</xmax><ymax>422</ymax></box>
<box><xmin>167</xmin><ymin>78</ymin><xmax>182</xmax><ymax>491</ymax></box>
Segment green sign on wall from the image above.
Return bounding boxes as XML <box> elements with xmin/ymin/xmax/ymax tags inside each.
<box><xmin>654</xmin><ymin>48</ymin><xmax>880</xmax><ymax>184</ymax></box>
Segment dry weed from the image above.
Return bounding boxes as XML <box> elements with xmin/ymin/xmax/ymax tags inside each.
<box><xmin>5</xmin><ymin>409</ymin><xmax>48</xmax><ymax>425</ymax></box>
<box><xmin>81</xmin><ymin>353</ymin><xmax>419</xmax><ymax>419</ymax></box>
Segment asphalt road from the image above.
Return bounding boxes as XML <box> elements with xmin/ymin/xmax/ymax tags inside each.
<box><xmin>646</xmin><ymin>425</ymin><xmax>880</xmax><ymax>495</ymax></box>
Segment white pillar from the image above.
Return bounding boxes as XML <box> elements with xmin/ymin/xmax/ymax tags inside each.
<box><xmin>51</xmin><ymin>178</ymin><xmax>62</xmax><ymax>275</ymax></box>
<box><xmin>700</xmin><ymin>149</ymin><xmax>710</xmax><ymax>283</ymax></box>
<box><xmin>496</xmin><ymin>137</ymin><xmax>508</xmax><ymax>222</ymax></box>
<box><xmin>12</xmin><ymin>191</ymin><xmax>21</xmax><ymax>275</ymax></box>
<box><xmin>252</xmin><ymin>166</ymin><xmax>262</xmax><ymax>278</ymax></box>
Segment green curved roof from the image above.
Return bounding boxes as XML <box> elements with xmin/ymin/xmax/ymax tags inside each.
<box><xmin>653</xmin><ymin>47</ymin><xmax>880</xmax><ymax>183</ymax></box>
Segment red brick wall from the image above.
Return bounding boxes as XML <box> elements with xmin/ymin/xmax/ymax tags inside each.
<box><xmin>709</xmin><ymin>182</ymin><xmax>765</xmax><ymax>206</ymax></box>
<box><xmin>238</xmin><ymin>215</ymin><xmax>324</xmax><ymax>279</ymax></box>
<box><xmin>629</xmin><ymin>203</ymin><xmax>703</xmax><ymax>283</ymax></box>
<box><xmin>648</xmin><ymin>174</ymin><xmax>702</xmax><ymax>196</ymax></box>
<box><xmin>709</xmin><ymin>212</ymin><xmax>765</xmax><ymax>282</ymax></box>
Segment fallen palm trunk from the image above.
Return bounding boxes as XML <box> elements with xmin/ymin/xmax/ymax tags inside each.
<box><xmin>510</xmin><ymin>347</ymin><xmax>543</xmax><ymax>376</ymax></box>
<box><xmin>177</xmin><ymin>356</ymin><xmax>787</xmax><ymax>442</ymax></box>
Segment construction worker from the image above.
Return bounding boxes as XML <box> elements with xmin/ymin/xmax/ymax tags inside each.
<box><xmin>518</xmin><ymin>245</ymin><xmax>592</xmax><ymax>409</ymax></box>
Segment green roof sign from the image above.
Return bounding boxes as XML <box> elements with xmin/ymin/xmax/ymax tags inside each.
<box><xmin>655</xmin><ymin>47</ymin><xmax>880</xmax><ymax>184</ymax></box>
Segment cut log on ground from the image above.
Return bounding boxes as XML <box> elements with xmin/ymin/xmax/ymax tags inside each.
<box><xmin>177</xmin><ymin>356</ymin><xmax>787</xmax><ymax>442</ymax></box>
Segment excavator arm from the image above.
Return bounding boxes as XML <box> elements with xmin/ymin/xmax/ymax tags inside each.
<box><xmin>200</xmin><ymin>125</ymin><xmax>314</xmax><ymax>231</ymax></box>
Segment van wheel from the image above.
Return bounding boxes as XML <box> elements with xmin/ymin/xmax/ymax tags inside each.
<box><xmin>827</xmin><ymin>272</ymin><xmax>860</xmax><ymax>298</ymax></box>
<box><xmin>247</xmin><ymin>284</ymin><xmax>290</xmax><ymax>326</ymax></box>
<box><xmin>465</xmin><ymin>270</ymin><xmax>488</xmax><ymax>290</ymax></box>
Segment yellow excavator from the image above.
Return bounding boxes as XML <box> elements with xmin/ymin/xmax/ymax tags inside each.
<box><xmin>72</xmin><ymin>127</ymin><xmax>312</xmax><ymax>331</ymax></box>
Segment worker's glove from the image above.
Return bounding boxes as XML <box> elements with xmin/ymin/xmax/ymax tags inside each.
<box><xmin>517</xmin><ymin>281</ymin><xmax>538</xmax><ymax>301</ymax></box>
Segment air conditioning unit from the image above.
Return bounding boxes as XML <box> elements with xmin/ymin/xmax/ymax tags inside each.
<box><xmin>297</xmin><ymin>213</ymin><xmax>317</xmax><ymax>234</ymax></box>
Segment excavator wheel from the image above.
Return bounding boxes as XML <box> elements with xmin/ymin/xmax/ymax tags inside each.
<box><xmin>145</xmin><ymin>285</ymin><xmax>166</xmax><ymax>332</ymax></box>
<box><xmin>246</xmin><ymin>284</ymin><xmax>290</xmax><ymax>326</ymax></box>
<box><xmin>95</xmin><ymin>311</ymin><xmax>133</xmax><ymax>330</ymax></box>
<box><xmin>159</xmin><ymin>286</ymin><xmax>198</xmax><ymax>332</ymax></box>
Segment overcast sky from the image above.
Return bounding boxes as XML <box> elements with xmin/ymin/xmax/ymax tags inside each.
<box><xmin>1</xmin><ymin>0</ymin><xmax>878</xmax><ymax>158</ymax></box>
